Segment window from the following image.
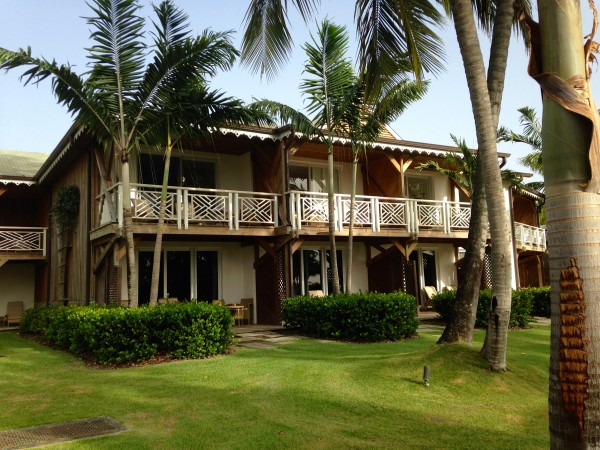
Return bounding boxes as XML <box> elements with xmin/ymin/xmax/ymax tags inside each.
<box><xmin>289</xmin><ymin>165</ymin><xmax>339</xmax><ymax>193</ymax></box>
<box><xmin>139</xmin><ymin>153</ymin><xmax>216</xmax><ymax>189</ymax></box>
<box><xmin>406</xmin><ymin>175</ymin><xmax>432</xmax><ymax>200</ymax></box>
<box><xmin>292</xmin><ymin>248</ymin><xmax>343</xmax><ymax>296</ymax></box>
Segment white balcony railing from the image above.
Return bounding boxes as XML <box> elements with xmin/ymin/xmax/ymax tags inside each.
<box><xmin>0</xmin><ymin>226</ymin><xmax>47</xmax><ymax>255</ymax></box>
<box><xmin>514</xmin><ymin>222</ymin><xmax>547</xmax><ymax>250</ymax></box>
<box><xmin>289</xmin><ymin>191</ymin><xmax>472</xmax><ymax>234</ymax></box>
<box><xmin>98</xmin><ymin>183</ymin><xmax>279</xmax><ymax>231</ymax></box>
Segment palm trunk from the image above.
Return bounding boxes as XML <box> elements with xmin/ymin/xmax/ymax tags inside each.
<box><xmin>535</xmin><ymin>2</ymin><xmax>600</xmax><ymax>446</ymax></box>
<box><xmin>328</xmin><ymin>142</ymin><xmax>340</xmax><ymax>295</ymax></box>
<box><xmin>438</xmin><ymin>167</ymin><xmax>487</xmax><ymax>343</ymax></box>
<box><xmin>450</xmin><ymin>0</ymin><xmax>513</xmax><ymax>370</ymax></box>
<box><xmin>346</xmin><ymin>153</ymin><xmax>358</xmax><ymax>293</ymax></box>
<box><xmin>121</xmin><ymin>157</ymin><xmax>138</xmax><ymax>308</ymax></box>
<box><xmin>439</xmin><ymin>0</ymin><xmax>512</xmax><ymax>344</ymax></box>
<box><xmin>149</xmin><ymin>132</ymin><xmax>172</xmax><ymax>306</ymax></box>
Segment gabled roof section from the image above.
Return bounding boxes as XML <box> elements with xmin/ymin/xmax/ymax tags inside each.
<box><xmin>0</xmin><ymin>149</ymin><xmax>49</xmax><ymax>185</ymax></box>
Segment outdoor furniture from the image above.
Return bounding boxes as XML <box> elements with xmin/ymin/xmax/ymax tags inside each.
<box><xmin>240</xmin><ymin>298</ymin><xmax>253</xmax><ymax>325</ymax></box>
<box><xmin>226</xmin><ymin>304</ymin><xmax>246</xmax><ymax>326</ymax></box>
<box><xmin>212</xmin><ymin>299</ymin><xmax>224</xmax><ymax>306</ymax></box>
<box><xmin>5</xmin><ymin>301</ymin><xmax>24</xmax><ymax>326</ymax></box>
<box><xmin>308</xmin><ymin>290</ymin><xmax>324</xmax><ymax>297</ymax></box>
<box><xmin>423</xmin><ymin>286</ymin><xmax>438</xmax><ymax>310</ymax></box>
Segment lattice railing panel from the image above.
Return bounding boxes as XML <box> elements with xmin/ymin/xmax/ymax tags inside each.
<box><xmin>0</xmin><ymin>230</ymin><xmax>44</xmax><ymax>252</ymax></box>
<box><xmin>239</xmin><ymin>197</ymin><xmax>274</xmax><ymax>224</ymax></box>
<box><xmin>450</xmin><ymin>206</ymin><xmax>471</xmax><ymax>228</ymax></box>
<box><xmin>189</xmin><ymin>194</ymin><xmax>228</xmax><ymax>222</ymax></box>
<box><xmin>301</xmin><ymin>197</ymin><xmax>328</xmax><ymax>223</ymax></box>
<box><xmin>379</xmin><ymin>202</ymin><xmax>406</xmax><ymax>226</ymax></box>
<box><xmin>132</xmin><ymin>191</ymin><xmax>176</xmax><ymax>219</ymax></box>
<box><xmin>417</xmin><ymin>204</ymin><xmax>443</xmax><ymax>227</ymax></box>
<box><xmin>341</xmin><ymin>199</ymin><xmax>371</xmax><ymax>225</ymax></box>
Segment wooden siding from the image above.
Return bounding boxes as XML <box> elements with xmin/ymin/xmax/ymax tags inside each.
<box><xmin>48</xmin><ymin>148</ymin><xmax>94</xmax><ymax>304</ymax></box>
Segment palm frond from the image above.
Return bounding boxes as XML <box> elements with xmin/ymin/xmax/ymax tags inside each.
<box><xmin>300</xmin><ymin>20</ymin><xmax>355</xmax><ymax>131</ymax></box>
<box><xmin>85</xmin><ymin>0</ymin><xmax>146</xmax><ymax>102</ymax></box>
<box><xmin>240</xmin><ymin>0</ymin><xmax>319</xmax><ymax>81</ymax></box>
<box><xmin>151</xmin><ymin>0</ymin><xmax>191</xmax><ymax>53</ymax></box>
<box><xmin>250</xmin><ymin>99</ymin><xmax>321</xmax><ymax>137</ymax></box>
<box><xmin>0</xmin><ymin>47</ymin><xmax>114</xmax><ymax>145</ymax></box>
<box><xmin>355</xmin><ymin>0</ymin><xmax>445</xmax><ymax>85</ymax></box>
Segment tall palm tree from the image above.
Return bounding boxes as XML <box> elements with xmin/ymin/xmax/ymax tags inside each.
<box><xmin>0</xmin><ymin>0</ymin><xmax>241</xmax><ymax>307</ymax></box>
<box><xmin>522</xmin><ymin>3</ymin><xmax>600</xmax><ymax>446</ymax></box>
<box><xmin>253</xmin><ymin>19</ymin><xmax>355</xmax><ymax>295</ymax></box>
<box><xmin>340</xmin><ymin>76</ymin><xmax>428</xmax><ymax>292</ymax></box>
<box><xmin>138</xmin><ymin>2</ymin><xmax>271</xmax><ymax>306</ymax></box>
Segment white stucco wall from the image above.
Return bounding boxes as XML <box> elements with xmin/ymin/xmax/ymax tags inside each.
<box><xmin>0</xmin><ymin>263</ymin><xmax>36</xmax><ymax>316</ymax></box>
<box><xmin>218</xmin><ymin>153</ymin><xmax>252</xmax><ymax>191</ymax></box>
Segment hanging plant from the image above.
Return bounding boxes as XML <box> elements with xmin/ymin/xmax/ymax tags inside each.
<box><xmin>52</xmin><ymin>185</ymin><xmax>80</xmax><ymax>228</ymax></box>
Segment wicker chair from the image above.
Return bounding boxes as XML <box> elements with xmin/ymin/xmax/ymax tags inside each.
<box><xmin>5</xmin><ymin>301</ymin><xmax>24</xmax><ymax>326</ymax></box>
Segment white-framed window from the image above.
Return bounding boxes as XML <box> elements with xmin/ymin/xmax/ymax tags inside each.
<box><xmin>138</xmin><ymin>153</ymin><xmax>216</xmax><ymax>189</ymax></box>
<box><xmin>289</xmin><ymin>164</ymin><xmax>340</xmax><ymax>193</ymax></box>
<box><xmin>405</xmin><ymin>174</ymin><xmax>433</xmax><ymax>200</ymax></box>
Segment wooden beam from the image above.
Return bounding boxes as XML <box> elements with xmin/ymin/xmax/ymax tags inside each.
<box><xmin>0</xmin><ymin>188</ymin><xmax>6</xmax><ymax>197</ymax></box>
<box><xmin>384</xmin><ymin>153</ymin><xmax>403</xmax><ymax>173</ymax></box>
<box><xmin>255</xmin><ymin>237</ymin><xmax>275</xmax><ymax>258</ymax></box>
<box><xmin>0</xmin><ymin>257</ymin><xmax>8</xmax><ymax>269</ymax></box>
<box><xmin>391</xmin><ymin>238</ymin><xmax>417</xmax><ymax>261</ymax></box>
<box><xmin>94</xmin><ymin>147</ymin><xmax>117</xmax><ymax>221</ymax></box>
<box><xmin>291</xmin><ymin>238</ymin><xmax>304</xmax><ymax>254</ymax></box>
<box><xmin>92</xmin><ymin>236</ymin><xmax>118</xmax><ymax>274</ymax></box>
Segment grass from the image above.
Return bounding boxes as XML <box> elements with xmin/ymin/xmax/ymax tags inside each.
<box><xmin>0</xmin><ymin>323</ymin><xmax>550</xmax><ymax>449</ymax></box>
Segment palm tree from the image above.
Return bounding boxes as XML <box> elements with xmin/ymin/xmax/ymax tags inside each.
<box><xmin>253</xmin><ymin>19</ymin><xmax>356</xmax><ymax>295</ymax></box>
<box><xmin>340</xmin><ymin>77</ymin><xmax>428</xmax><ymax>292</ymax></box>
<box><xmin>240</xmin><ymin>0</ymin><xmax>520</xmax><ymax>368</ymax></box>
<box><xmin>498</xmin><ymin>106</ymin><xmax>544</xmax><ymax>192</ymax></box>
<box><xmin>521</xmin><ymin>3</ymin><xmax>600</xmax><ymax>446</ymax></box>
<box><xmin>0</xmin><ymin>0</ymin><xmax>242</xmax><ymax>307</ymax></box>
<box><xmin>138</xmin><ymin>3</ymin><xmax>271</xmax><ymax>306</ymax></box>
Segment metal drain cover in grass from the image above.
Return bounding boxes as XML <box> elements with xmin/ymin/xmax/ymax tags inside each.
<box><xmin>0</xmin><ymin>416</ymin><xmax>127</xmax><ymax>449</ymax></box>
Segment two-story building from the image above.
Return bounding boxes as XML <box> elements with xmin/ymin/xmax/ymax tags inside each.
<box><xmin>0</xmin><ymin>124</ymin><xmax>547</xmax><ymax>324</ymax></box>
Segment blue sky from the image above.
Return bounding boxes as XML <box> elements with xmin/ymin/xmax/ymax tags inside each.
<box><xmin>1</xmin><ymin>1</ymin><xmax>598</xmax><ymax>176</ymax></box>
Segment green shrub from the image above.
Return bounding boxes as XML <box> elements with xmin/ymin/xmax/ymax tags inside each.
<box><xmin>282</xmin><ymin>292</ymin><xmax>419</xmax><ymax>342</ymax></box>
<box><xmin>524</xmin><ymin>286</ymin><xmax>551</xmax><ymax>317</ymax></box>
<box><xmin>432</xmin><ymin>288</ymin><xmax>533</xmax><ymax>328</ymax></box>
<box><xmin>20</xmin><ymin>303</ymin><xmax>233</xmax><ymax>365</ymax></box>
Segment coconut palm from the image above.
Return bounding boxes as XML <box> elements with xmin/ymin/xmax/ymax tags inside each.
<box><xmin>0</xmin><ymin>0</ymin><xmax>245</xmax><ymax>307</ymax></box>
<box><xmin>521</xmin><ymin>3</ymin><xmax>600</xmax><ymax>446</ymax></box>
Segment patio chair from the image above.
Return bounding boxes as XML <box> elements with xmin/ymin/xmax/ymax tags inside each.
<box><xmin>5</xmin><ymin>301</ymin><xmax>24</xmax><ymax>326</ymax></box>
<box><xmin>240</xmin><ymin>298</ymin><xmax>253</xmax><ymax>325</ymax></box>
<box><xmin>422</xmin><ymin>286</ymin><xmax>438</xmax><ymax>310</ymax></box>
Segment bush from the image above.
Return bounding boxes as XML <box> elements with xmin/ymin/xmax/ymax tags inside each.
<box><xmin>20</xmin><ymin>302</ymin><xmax>233</xmax><ymax>365</ymax></box>
<box><xmin>432</xmin><ymin>288</ymin><xmax>533</xmax><ymax>328</ymax></box>
<box><xmin>525</xmin><ymin>286</ymin><xmax>551</xmax><ymax>317</ymax></box>
<box><xmin>282</xmin><ymin>292</ymin><xmax>419</xmax><ymax>342</ymax></box>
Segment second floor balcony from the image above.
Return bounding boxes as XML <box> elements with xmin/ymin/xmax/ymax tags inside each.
<box><xmin>95</xmin><ymin>183</ymin><xmax>546</xmax><ymax>251</ymax></box>
<box><xmin>0</xmin><ymin>226</ymin><xmax>47</xmax><ymax>259</ymax></box>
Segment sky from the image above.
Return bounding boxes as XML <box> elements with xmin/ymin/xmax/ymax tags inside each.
<box><xmin>1</xmin><ymin>1</ymin><xmax>598</xmax><ymax>176</ymax></box>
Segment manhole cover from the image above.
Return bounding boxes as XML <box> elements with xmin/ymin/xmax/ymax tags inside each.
<box><xmin>0</xmin><ymin>416</ymin><xmax>127</xmax><ymax>449</ymax></box>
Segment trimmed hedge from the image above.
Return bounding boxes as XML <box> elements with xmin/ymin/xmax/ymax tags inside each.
<box><xmin>20</xmin><ymin>303</ymin><xmax>233</xmax><ymax>365</ymax></box>
<box><xmin>432</xmin><ymin>288</ymin><xmax>534</xmax><ymax>328</ymax></box>
<box><xmin>527</xmin><ymin>286</ymin><xmax>551</xmax><ymax>317</ymax></box>
<box><xmin>282</xmin><ymin>292</ymin><xmax>419</xmax><ymax>342</ymax></box>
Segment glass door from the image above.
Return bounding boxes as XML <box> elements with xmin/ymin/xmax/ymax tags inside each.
<box><xmin>196</xmin><ymin>251</ymin><xmax>219</xmax><ymax>302</ymax></box>
<box><xmin>166</xmin><ymin>251</ymin><xmax>191</xmax><ymax>301</ymax></box>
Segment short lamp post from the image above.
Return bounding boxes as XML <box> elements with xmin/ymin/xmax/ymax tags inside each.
<box><xmin>423</xmin><ymin>365</ymin><xmax>430</xmax><ymax>387</ymax></box>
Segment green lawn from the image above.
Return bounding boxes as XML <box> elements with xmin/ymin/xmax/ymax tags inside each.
<box><xmin>0</xmin><ymin>323</ymin><xmax>550</xmax><ymax>449</ymax></box>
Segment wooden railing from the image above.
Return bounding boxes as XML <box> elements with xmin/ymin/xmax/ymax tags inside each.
<box><xmin>98</xmin><ymin>183</ymin><xmax>279</xmax><ymax>231</ymax></box>
<box><xmin>289</xmin><ymin>191</ymin><xmax>472</xmax><ymax>234</ymax></box>
<box><xmin>514</xmin><ymin>222</ymin><xmax>547</xmax><ymax>250</ymax></box>
<box><xmin>0</xmin><ymin>227</ymin><xmax>47</xmax><ymax>255</ymax></box>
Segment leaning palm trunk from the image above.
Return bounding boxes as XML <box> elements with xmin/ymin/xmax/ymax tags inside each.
<box><xmin>438</xmin><ymin>0</ymin><xmax>513</xmax><ymax>344</ymax></box>
<box><xmin>149</xmin><ymin>130</ymin><xmax>173</xmax><ymax>305</ymax></box>
<box><xmin>450</xmin><ymin>0</ymin><xmax>513</xmax><ymax>370</ymax></box>
<box><xmin>528</xmin><ymin>2</ymin><xmax>600</xmax><ymax>446</ymax></box>
<box><xmin>346</xmin><ymin>153</ymin><xmax>358</xmax><ymax>293</ymax></box>
<box><xmin>438</xmin><ymin>166</ymin><xmax>487</xmax><ymax>343</ymax></box>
